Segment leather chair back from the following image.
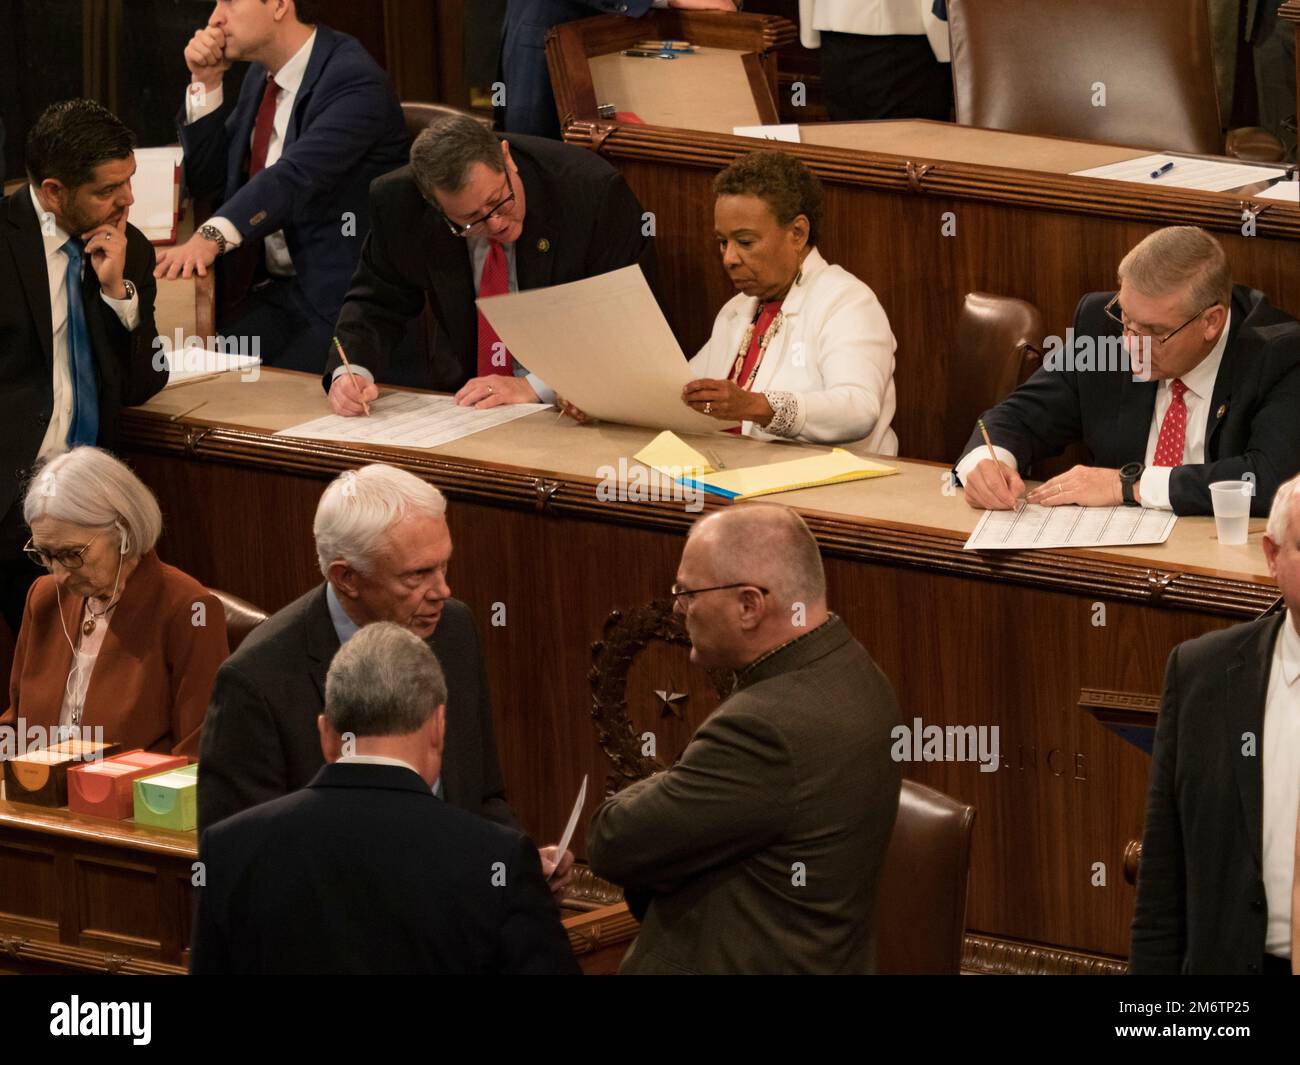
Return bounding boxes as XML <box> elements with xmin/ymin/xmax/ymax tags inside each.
<box><xmin>948</xmin><ymin>0</ymin><xmax>1224</xmax><ymax>155</ymax></box>
<box><xmin>876</xmin><ymin>780</ymin><xmax>976</xmax><ymax>975</ymax></box>
<box><xmin>401</xmin><ymin>101</ymin><xmax>492</xmax><ymax>145</ymax></box>
<box><xmin>945</xmin><ymin>292</ymin><xmax>1044</xmax><ymax>463</ymax></box>
<box><xmin>209</xmin><ymin>589</ymin><xmax>269</xmax><ymax>653</ymax></box>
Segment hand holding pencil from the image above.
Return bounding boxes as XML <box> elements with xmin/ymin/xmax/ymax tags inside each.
<box><xmin>961</xmin><ymin>419</ymin><xmax>1026</xmax><ymax>511</ymax></box>
<box><xmin>327</xmin><ymin>336</ymin><xmax>379</xmax><ymax>417</ymax></box>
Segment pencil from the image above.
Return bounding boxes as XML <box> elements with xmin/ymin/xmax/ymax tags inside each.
<box><xmin>333</xmin><ymin>335</ymin><xmax>370</xmax><ymax>417</ymax></box>
<box><xmin>977</xmin><ymin>418</ymin><xmax>1017</xmax><ymax>503</ymax></box>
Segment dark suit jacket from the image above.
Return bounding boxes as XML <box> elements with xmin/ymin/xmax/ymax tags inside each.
<box><xmin>959</xmin><ymin>285</ymin><xmax>1300</xmax><ymax>516</ymax></box>
<box><xmin>179</xmin><ymin>24</ymin><xmax>409</xmax><ymax>332</ymax></box>
<box><xmin>196</xmin><ymin>585</ymin><xmax>517</xmax><ymax>834</ymax></box>
<box><xmin>2</xmin><ymin>552</ymin><xmax>228</xmax><ymax>757</ymax></box>
<box><xmin>500</xmin><ymin>0</ymin><xmax>654</xmax><ymax>138</ymax></box>
<box><xmin>1129</xmin><ymin>612</ymin><xmax>1284</xmax><ymax>975</ymax></box>
<box><xmin>190</xmin><ymin>762</ymin><xmax>578</xmax><ymax>974</ymax></box>
<box><xmin>588</xmin><ymin>616</ymin><xmax>902</xmax><ymax>974</ymax></box>
<box><xmin>0</xmin><ymin>186</ymin><xmax>165</xmax><ymax>552</ymax></box>
<box><xmin>325</xmin><ymin>132</ymin><xmax>657</xmax><ymax>392</ymax></box>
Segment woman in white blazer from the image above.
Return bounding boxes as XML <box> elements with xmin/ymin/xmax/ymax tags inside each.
<box><xmin>681</xmin><ymin>151</ymin><xmax>899</xmax><ymax>453</ymax></box>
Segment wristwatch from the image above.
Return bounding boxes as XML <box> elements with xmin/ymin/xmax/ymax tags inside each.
<box><xmin>1119</xmin><ymin>462</ymin><xmax>1144</xmax><ymax>506</ymax></box>
<box><xmin>119</xmin><ymin>279</ymin><xmax>136</xmax><ymax>301</ymax></box>
<box><xmin>199</xmin><ymin>223</ymin><xmax>227</xmax><ymax>255</ymax></box>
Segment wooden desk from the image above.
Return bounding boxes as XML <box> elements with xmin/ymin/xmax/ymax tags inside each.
<box><xmin>116</xmin><ymin>370</ymin><xmax>1276</xmax><ymax>974</ymax></box>
<box><xmin>547</xmin><ymin>108</ymin><xmax>1299</xmax><ymax>463</ymax></box>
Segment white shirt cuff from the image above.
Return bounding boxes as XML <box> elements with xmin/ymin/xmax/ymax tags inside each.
<box><xmin>331</xmin><ymin>364</ymin><xmax>374</xmax><ymax>382</ymax></box>
<box><xmin>1138</xmin><ymin>465</ymin><xmax>1173</xmax><ymax>510</ymax></box>
<box><xmin>205</xmin><ymin>215</ymin><xmax>242</xmax><ymax>250</ymax></box>
<box><xmin>526</xmin><ymin>372</ymin><xmax>555</xmax><ymax>406</ymax></box>
<box><xmin>955</xmin><ymin>444</ymin><xmax>1017</xmax><ymax>487</ymax></box>
<box><xmin>100</xmin><ymin>288</ymin><xmax>140</xmax><ymax>331</ymax></box>
<box><xmin>184</xmin><ymin>81</ymin><xmax>224</xmax><ymax>125</ymax></box>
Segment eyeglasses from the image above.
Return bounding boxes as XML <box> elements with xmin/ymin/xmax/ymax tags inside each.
<box><xmin>670</xmin><ymin>581</ymin><xmax>770</xmax><ymax>601</ymax></box>
<box><xmin>1104</xmin><ymin>294</ymin><xmax>1217</xmax><ymax>346</ymax></box>
<box><xmin>436</xmin><ymin>169</ymin><xmax>515</xmax><ymax>238</ymax></box>
<box><xmin>23</xmin><ymin>530</ymin><xmax>102</xmax><ymax>570</ymax></box>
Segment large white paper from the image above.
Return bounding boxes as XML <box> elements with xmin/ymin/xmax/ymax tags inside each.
<box><xmin>132</xmin><ymin>147</ymin><xmax>183</xmax><ymax>242</ymax></box>
<box><xmin>964</xmin><ymin>503</ymin><xmax>1177</xmax><ymax>551</ymax></box>
<box><xmin>553</xmin><ymin>775</ymin><xmax>588</xmax><ymax>873</ymax></box>
<box><xmin>1254</xmin><ymin>180</ymin><xmax>1300</xmax><ymax>203</ymax></box>
<box><xmin>164</xmin><ymin>345</ymin><xmax>261</xmax><ymax>386</ymax></box>
<box><xmin>476</xmin><ymin>266</ymin><xmax>733</xmax><ymax>435</ymax></box>
<box><xmin>1071</xmin><ymin>153</ymin><xmax>1289</xmax><ymax>193</ymax></box>
<box><xmin>275</xmin><ymin>392</ymin><xmax>548</xmax><ymax>449</ymax></box>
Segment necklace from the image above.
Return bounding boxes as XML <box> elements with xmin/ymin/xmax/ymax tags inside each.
<box><xmin>730</xmin><ymin>301</ymin><xmax>785</xmax><ymax>390</ymax></box>
<box><xmin>82</xmin><ymin>596</ymin><xmax>118</xmax><ymax>637</ymax></box>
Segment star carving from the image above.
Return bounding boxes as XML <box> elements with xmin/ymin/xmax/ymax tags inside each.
<box><xmin>653</xmin><ymin>685</ymin><xmax>687</xmax><ymax>719</ymax></box>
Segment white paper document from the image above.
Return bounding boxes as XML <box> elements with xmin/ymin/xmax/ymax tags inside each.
<box><xmin>164</xmin><ymin>346</ymin><xmax>261</xmax><ymax>385</ymax></box>
<box><xmin>275</xmin><ymin>392</ymin><xmax>548</xmax><ymax>449</ymax></box>
<box><xmin>964</xmin><ymin>503</ymin><xmax>1177</xmax><ymax>551</ymax></box>
<box><xmin>476</xmin><ymin>266</ymin><xmax>734</xmax><ymax>435</ymax></box>
<box><xmin>132</xmin><ymin>146</ymin><xmax>183</xmax><ymax>242</ymax></box>
<box><xmin>1071</xmin><ymin>154</ymin><xmax>1289</xmax><ymax>193</ymax></box>
<box><xmin>553</xmin><ymin>775</ymin><xmax>588</xmax><ymax>872</ymax></box>
<box><xmin>1254</xmin><ymin>180</ymin><xmax>1300</xmax><ymax>203</ymax></box>
<box><xmin>733</xmin><ymin>124</ymin><xmax>802</xmax><ymax>143</ymax></box>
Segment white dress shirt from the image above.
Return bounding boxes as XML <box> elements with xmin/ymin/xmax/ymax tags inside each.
<box><xmin>955</xmin><ymin>311</ymin><xmax>1232</xmax><ymax>510</ymax></box>
<box><xmin>184</xmin><ymin>29</ymin><xmax>317</xmax><ymax>276</ymax></box>
<box><xmin>29</xmin><ymin>186</ymin><xmax>141</xmax><ymax>462</ymax></box>
<box><xmin>688</xmin><ymin>246</ymin><xmax>898</xmax><ymax>451</ymax></box>
<box><xmin>1262</xmin><ymin>611</ymin><xmax>1300</xmax><ymax>956</ymax></box>
<box><xmin>799</xmin><ymin>0</ymin><xmax>951</xmax><ymax>60</ymax></box>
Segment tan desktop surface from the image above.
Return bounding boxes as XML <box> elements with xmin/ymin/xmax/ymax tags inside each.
<box><xmin>590</xmin><ymin>47</ymin><xmax>762</xmax><ymax>134</ymax></box>
<box><xmin>798</xmin><ymin>120</ymin><xmax>1148</xmax><ymax>175</ymax></box>
<box><xmin>138</xmin><ymin>369</ymin><xmax>1275</xmax><ymax>584</ymax></box>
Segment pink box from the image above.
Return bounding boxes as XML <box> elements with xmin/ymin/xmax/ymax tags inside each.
<box><xmin>67</xmin><ymin>750</ymin><xmax>189</xmax><ymax>820</ymax></box>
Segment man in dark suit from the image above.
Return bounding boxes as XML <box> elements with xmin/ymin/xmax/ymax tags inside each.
<box><xmin>192</xmin><ymin>621</ymin><xmax>579</xmax><ymax>974</ymax></box>
<box><xmin>0</xmin><ymin>100</ymin><xmax>166</xmax><ymax>632</ymax></box>
<box><xmin>1130</xmin><ymin>473</ymin><xmax>1300</xmax><ymax>975</ymax></box>
<box><xmin>588</xmin><ymin>504</ymin><xmax>901</xmax><ymax>973</ymax></box>
<box><xmin>324</xmin><ymin>112</ymin><xmax>657</xmax><ymax>414</ymax></box>
<box><xmin>197</xmin><ymin>464</ymin><xmax>576</xmax><ymax>890</ymax></box>
<box><xmin>154</xmin><ymin>0</ymin><xmax>408</xmax><ymax>371</ymax></box>
<box><xmin>499</xmin><ymin>0</ymin><xmax>738</xmax><ymax>139</ymax></box>
<box><xmin>957</xmin><ymin>226</ymin><xmax>1300</xmax><ymax>518</ymax></box>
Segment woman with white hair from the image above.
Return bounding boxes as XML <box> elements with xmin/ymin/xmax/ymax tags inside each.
<box><xmin>2</xmin><ymin>448</ymin><xmax>228</xmax><ymax>757</ymax></box>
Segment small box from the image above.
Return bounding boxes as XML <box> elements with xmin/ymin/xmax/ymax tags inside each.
<box><xmin>4</xmin><ymin>749</ymin><xmax>79</xmax><ymax>806</ymax></box>
<box><xmin>67</xmin><ymin>750</ymin><xmax>188</xmax><ymax>820</ymax></box>
<box><xmin>133</xmin><ymin>763</ymin><xmax>199</xmax><ymax>831</ymax></box>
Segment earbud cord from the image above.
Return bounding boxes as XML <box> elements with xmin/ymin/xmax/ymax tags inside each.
<box><xmin>54</xmin><ymin>532</ymin><xmax>127</xmax><ymax>724</ymax></box>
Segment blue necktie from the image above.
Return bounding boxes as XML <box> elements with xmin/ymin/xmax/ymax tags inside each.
<box><xmin>60</xmin><ymin>238</ymin><xmax>99</xmax><ymax>448</ymax></box>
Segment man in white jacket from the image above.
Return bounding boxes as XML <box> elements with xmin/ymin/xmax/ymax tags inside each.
<box><xmin>799</xmin><ymin>0</ymin><xmax>952</xmax><ymax>122</ymax></box>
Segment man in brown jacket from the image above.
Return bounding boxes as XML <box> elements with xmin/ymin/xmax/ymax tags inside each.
<box><xmin>588</xmin><ymin>503</ymin><xmax>902</xmax><ymax>974</ymax></box>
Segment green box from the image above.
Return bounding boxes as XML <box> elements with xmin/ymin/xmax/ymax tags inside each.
<box><xmin>132</xmin><ymin>763</ymin><xmax>199</xmax><ymax>831</ymax></box>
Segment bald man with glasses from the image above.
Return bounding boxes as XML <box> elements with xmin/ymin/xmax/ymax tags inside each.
<box><xmin>956</xmin><ymin>226</ymin><xmax>1300</xmax><ymax>517</ymax></box>
<box><xmin>324</xmin><ymin>112</ymin><xmax>656</xmax><ymax>412</ymax></box>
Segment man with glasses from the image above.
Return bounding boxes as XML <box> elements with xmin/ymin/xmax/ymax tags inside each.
<box><xmin>588</xmin><ymin>503</ymin><xmax>902</xmax><ymax>973</ymax></box>
<box><xmin>324</xmin><ymin>112</ymin><xmax>657</xmax><ymax>412</ymax></box>
<box><xmin>956</xmin><ymin>226</ymin><xmax>1300</xmax><ymax>516</ymax></box>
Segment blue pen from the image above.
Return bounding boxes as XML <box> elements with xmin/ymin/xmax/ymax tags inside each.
<box><xmin>1150</xmin><ymin>161</ymin><xmax>1175</xmax><ymax>179</ymax></box>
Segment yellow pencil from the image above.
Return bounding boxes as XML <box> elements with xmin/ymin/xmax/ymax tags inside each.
<box><xmin>333</xmin><ymin>335</ymin><xmax>370</xmax><ymax>417</ymax></box>
<box><xmin>977</xmin><ymin>418</ymin><xmax>1017</xmax><ymax>502</ymax></box>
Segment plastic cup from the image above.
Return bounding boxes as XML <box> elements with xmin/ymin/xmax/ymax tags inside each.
<box><xmin>1209</xmin><ymin>480</ymin><xmax>1252</xmax><ymax>546</ymax></box>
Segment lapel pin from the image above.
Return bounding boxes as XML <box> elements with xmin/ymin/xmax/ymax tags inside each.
<box><xmin>1215</xmin><ymin>403</ymin><xmax>1227</xmax><ymax>419</ymax></box>
<box><xmin>536</xmin><ymin>238</ymin><xmax>550</xmax><ymax>253</ymax></box>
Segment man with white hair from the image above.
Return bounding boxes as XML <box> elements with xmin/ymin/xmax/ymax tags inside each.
<box><xmin>192</xmin><ymin>622</ymin><xmax>578</xmax><ymax>974</ymax></box>
<box><xmin>198</xmin><ymin>463</ymin><xmax>574</xmax><ymax>892</ymax></box>
<box><xmin>1131</xmin><ymin>472</ymin><xmax>1300</xmax><ymax>974</ymax></box>
<box><xmin>957</xmin><ymin>226</ymin><xmax>1300</xmax><ymax>517</ymax></box>
<box><xmin>587</xmin><ymin>503</ymin><xmax>902</xmax><ymax>974</ymax></box>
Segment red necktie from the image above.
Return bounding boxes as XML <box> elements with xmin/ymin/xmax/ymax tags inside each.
<box><xmin>1152</xmin><ymin>378</ymin><xmax>1188</xmax><ymax>467</ymax></box>
<box><xmin>476</xmin><ymin>241</ymin><xmax>512</xmax><ymax>377</ymax></box>
<box><xmin>248</xmin><ymin>74</ymin><xmax>280</xmax><ymax>177</ymax></box>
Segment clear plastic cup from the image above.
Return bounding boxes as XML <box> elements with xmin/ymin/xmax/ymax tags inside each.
<box><xmin>1209</xmin><ymin>480</ymin><xmax>1252</xmax><ymax>546</ymax></box>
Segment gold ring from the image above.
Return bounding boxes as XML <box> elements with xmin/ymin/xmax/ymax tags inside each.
<box><xmin>487</xmin><ymin>385</ymin><xmax>494</xmax><ymax>395</ymax></box>
<box><xmin>704</xmin><ymin>402</ymin><xmax>713</xmax><ymax>414</ymax></box>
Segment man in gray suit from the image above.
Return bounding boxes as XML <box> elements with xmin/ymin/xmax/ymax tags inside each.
<box><xmin>588</xmin><ymin>504</ymin><xmax>901</xmax><ymax>973</ymax></box>
<box><xmin>197</xmin><ymin>464</ymin><xmax>574</xmax><ymax>892</ymax></box>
